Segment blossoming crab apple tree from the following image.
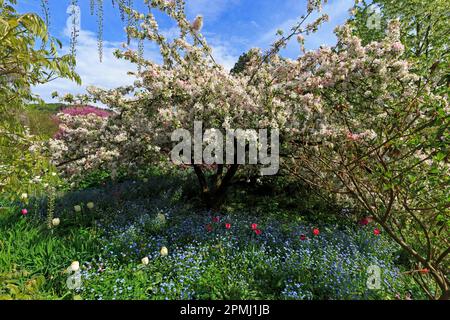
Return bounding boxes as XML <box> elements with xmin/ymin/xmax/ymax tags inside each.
<box><xmin>279</xmin><ymin>21</ymin><xmax>449</xmax><ymax>299</ymax></box>
<box><xmin>48</xmin><ymin>0</ymin><xmax>330</xmax><ymax>209</ymax></box>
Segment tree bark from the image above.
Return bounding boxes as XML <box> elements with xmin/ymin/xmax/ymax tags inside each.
<box><xmin>193</xmin><ymin>164</ymin><xmax>239</xmax><ymax>210</ymax></box>
<box><xmin>439</xmin><ymin>290</ymin><xmax>450</xmax><ymax>300</ymax></box>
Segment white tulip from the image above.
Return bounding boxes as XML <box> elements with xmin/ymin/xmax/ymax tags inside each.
<box><xmin>160</xmin><ymin>246</ymin><xmax>168</xmax><ymax>257</ymax></box>
<box><xmin>70</xmin><ymin>261</ymin><xmax>80</xmax><ymax>272</ymax></box>
<box><xmin>87</xmin><ymin>202</ymin><xmax>94</xmax><ymax>209</ymax></box>
<box><xmin>156</xmin><ymin>213</ymin><xmax>166</xmax><ymax>224</ymax></box>
<box><xmin>74</xmin><ymin>205</ymin><xmax>82</xmax><ymax>212</ymax></box>
<box><xmin>52</xmin><ymin>218</ymin><xmax>60</xmax><ymax>226</ymax></box>
<box><xmin>141</xmin><ymin>257</ymin><xmax>149</xmax><ymax>265</ymax></box>
<box><xmin>21</xmin><ymin>193</ymin><xmax>28</xmax><ymax>200</ymax></box>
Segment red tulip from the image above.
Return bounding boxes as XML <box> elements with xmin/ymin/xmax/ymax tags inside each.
<box><xmin>225</xmin><ymin>223</ymin><xmax>231</xmax><ymax>229</ymax></box>
<box><xmin>251</xmin><ymin>223</ymin><xmax>258</xmax><ymax>230</ymax></box>
<box><xmin>212</xmin><ymin>216</ymin><xmax>220</xmax><ymax>223</ymax></box>
<box><xmin>359</xmin><ymin>218</ymin><xmax>369</xmax><ymax>226</ymax></box>
<box><xmin>254</xmin><ymin>229</ymin><xmax>262</xmax><ymax>235</ymax></box>
<box><xmin>300</xmin><ymin>234</ymin><xmax>307</xmax><ymax>241</ymax></box>
<box><xmin>374</xmin><ymin>228</ymin><xmax>381</xmax><ymax>235</ymax></box>
<box><xmin>21</xmin><ymin>209</ymin><xmax>28</xmax><ymax>215</ymax></box>
<box><xmin>313</xmin><ymin>228</ymin><xmax>320</xmax><ymax>236</ymax></box>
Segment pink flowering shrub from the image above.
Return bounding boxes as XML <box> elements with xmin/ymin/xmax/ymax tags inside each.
<box><xmin>53</xmin><ymin>105</ymin><xmax>111</xmax><ymax>139</ymax></box>
<box><xmin>60</xmin><ymin>105</ymin><xmax>111</xmax><ymax>118</ymax></box>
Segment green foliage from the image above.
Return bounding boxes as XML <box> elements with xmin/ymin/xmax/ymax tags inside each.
<box><xmin>27</xmin><ymin>103</ymin><xmax>65</xmax><ymax>114</ymax></box>
<box><xmin>0</xmin><ymin>0</ymin><xmax>79</xmax><ymax>199</ymax></box>
<box><xmin>19</xmin><ymin>104</ymin><xmax>62</xmax><ymax>138</ymax></box>
<box><xmin>0</xmin><ymin>269</ymin><xmax>48</xmax><ymax>300</ymax></box>
<box><xmin>76</xmin><ymin>170</ymin><xmax>112</xmax><ymax>190</ymax></box>
<box><xmin>0</xmin><ymin>207</ymin><xmax>99</xmax><ymax>299</ymax></box>
<box><xmin>141</xmin><ymin>213</ymin><xmax>167</xmax><ymax>235</ymax></box>
<box><xmin>0</xmin><ymin>0</ymin><xmax>80</xmax><ymax>111</ymax></box>
<box><xmin>349</xmin><ymin>0</ymin><xmax>450</xmax><ymax>88</ymax></box>
<box><xmin>222</xmin><ymin>175</ymin><xmax>346</xmax><ymax>227</ymax></box>
<box><xmin>230</xmin><ymin>50</ymin><xmax>258</xmax><ymax>75</ymax></box>
<box><xmin>343</xmin><ymin>0</ymin><xmax>450</xmax><ymax>299</ymax></box>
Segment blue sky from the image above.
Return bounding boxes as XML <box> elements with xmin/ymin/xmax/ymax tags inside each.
<box><xmin>18</xmin><ymin>0</ymin><xmax>355</xmax><ymax>103</ymax></box>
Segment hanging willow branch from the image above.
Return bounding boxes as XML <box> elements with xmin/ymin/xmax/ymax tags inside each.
<box><xmin>40</xmin><ymin>0</ymin><xmax>50</xmax><ymax>29</ymax></box>
<box><xmin>118</xmin><ymin>0</ymin><xmax>126</xmax><ymax>22</ymax></box>
<box><xmin>97</xmin><ymin>0</ymin><xmax>104</xmax><ymax>62</ymax></box>
<box><xmin>124</xmin><ymin>0</ymin><xmax>134</xmax><ymax>46</ymax></box>
<box><xmin>39</xmin><ymin>0</ymin><xmax>50</xmax><ymax>50</ymax></box>
<box><xmin>90</xmin><ymin>0</ymin><xmax>95</xmax><ymax>16</ymax></box>
<box><xmin>69</xmin><ymin>0</ymin><xmax>79</xmax><ymax>70</ymax></box>
<box><xmin>138</xmin><ymin>37</ymin><xmax>144</xmax><ymax>72</ymax></box>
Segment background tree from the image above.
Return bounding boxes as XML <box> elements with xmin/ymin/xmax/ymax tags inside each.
<box><xmin>0</xmin><ymin>0</ymin><xmax>80</xmax><ymax>200</ymax></box>
<box><xmin>349</xmin><ymin>0</ymin><xmax>450</xmax><ymax>89</ymax></box>
<box><xmin>341</xmin><ymin>0</ymin><xmax>450</xmax><ymax>299</ymax></box>
<box><xmin>230</xmin><ymin>50</ymin><xmax>260</xmax><ymax>75</ymax></box>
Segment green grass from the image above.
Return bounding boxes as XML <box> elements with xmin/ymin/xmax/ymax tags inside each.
<box><xmin>17</xmin><ymin>103</ymin><xmax>65</xmax><ymax>139</ymax></box>
<box><xmin>0</xmin><ymin>209</ymin><xmax>99</xmax><ymax>299</ymax></box>
<box><xmin>26</xmin><ymin>103</ymin><xmax>65</xmax><ymax>114</ymax></box>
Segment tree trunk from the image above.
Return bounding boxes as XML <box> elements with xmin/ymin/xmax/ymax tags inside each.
<box><xmin>193</xmin><ymin>164</ymin><xmax>239</xmax><ymax>210</ymax></box>
<box><xmin>439</xmin><ymin>290</ymin><xmax>450</xmax><ymax>300</ymax></box>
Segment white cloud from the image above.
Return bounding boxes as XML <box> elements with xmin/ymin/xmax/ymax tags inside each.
<box><xmin>203</xmin><ymin>32</ymin><xmax>241</xmax><ymax>71</ymax></box>
<box><xmin>32</xmin><ymin>35</ymin><xmax>137</xmax><ymax>104</ymax></box>
<box><xmin>211</xmin><ymin>44</ymin><xmax>238</xmax><ymax>71</ymax></box>
<box><xmin>34</xmin><ymin>2</ymin><xmax>302</xmax><ymax>103</ymax></box>
<box><xmin>160</xmin><ymin>26</ymin><xmax>181</xmax><ymax>40</ymax></box>
<box><xmin>33</xmin><ymin>33</ymin><xmax>237</xmax><ymax>103</ymax></box>
<box><xmin>33</xmin><ymin>5</ymin><xmax>139</xmax><ymax>104</ymax></box>
<box><xmin>250</xmin><ymin>20</ymin><xmax>260</xmax><ymax>28</ymax></box>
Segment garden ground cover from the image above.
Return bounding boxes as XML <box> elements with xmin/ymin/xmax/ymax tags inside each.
<box><xmin>0</xmin><ymin>171</ymin><xmax>425</xmax><ymax>300</ymax></box>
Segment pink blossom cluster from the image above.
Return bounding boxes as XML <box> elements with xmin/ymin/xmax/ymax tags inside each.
<box><xmin>52</xmin><ymin>105</ymin><xmax>111</xmax><ymax>140</ymax></box>
<box><xmin>60</xmin><ymin>105</ymin><xmax>111</xmax><ymax>118</ymax></box>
